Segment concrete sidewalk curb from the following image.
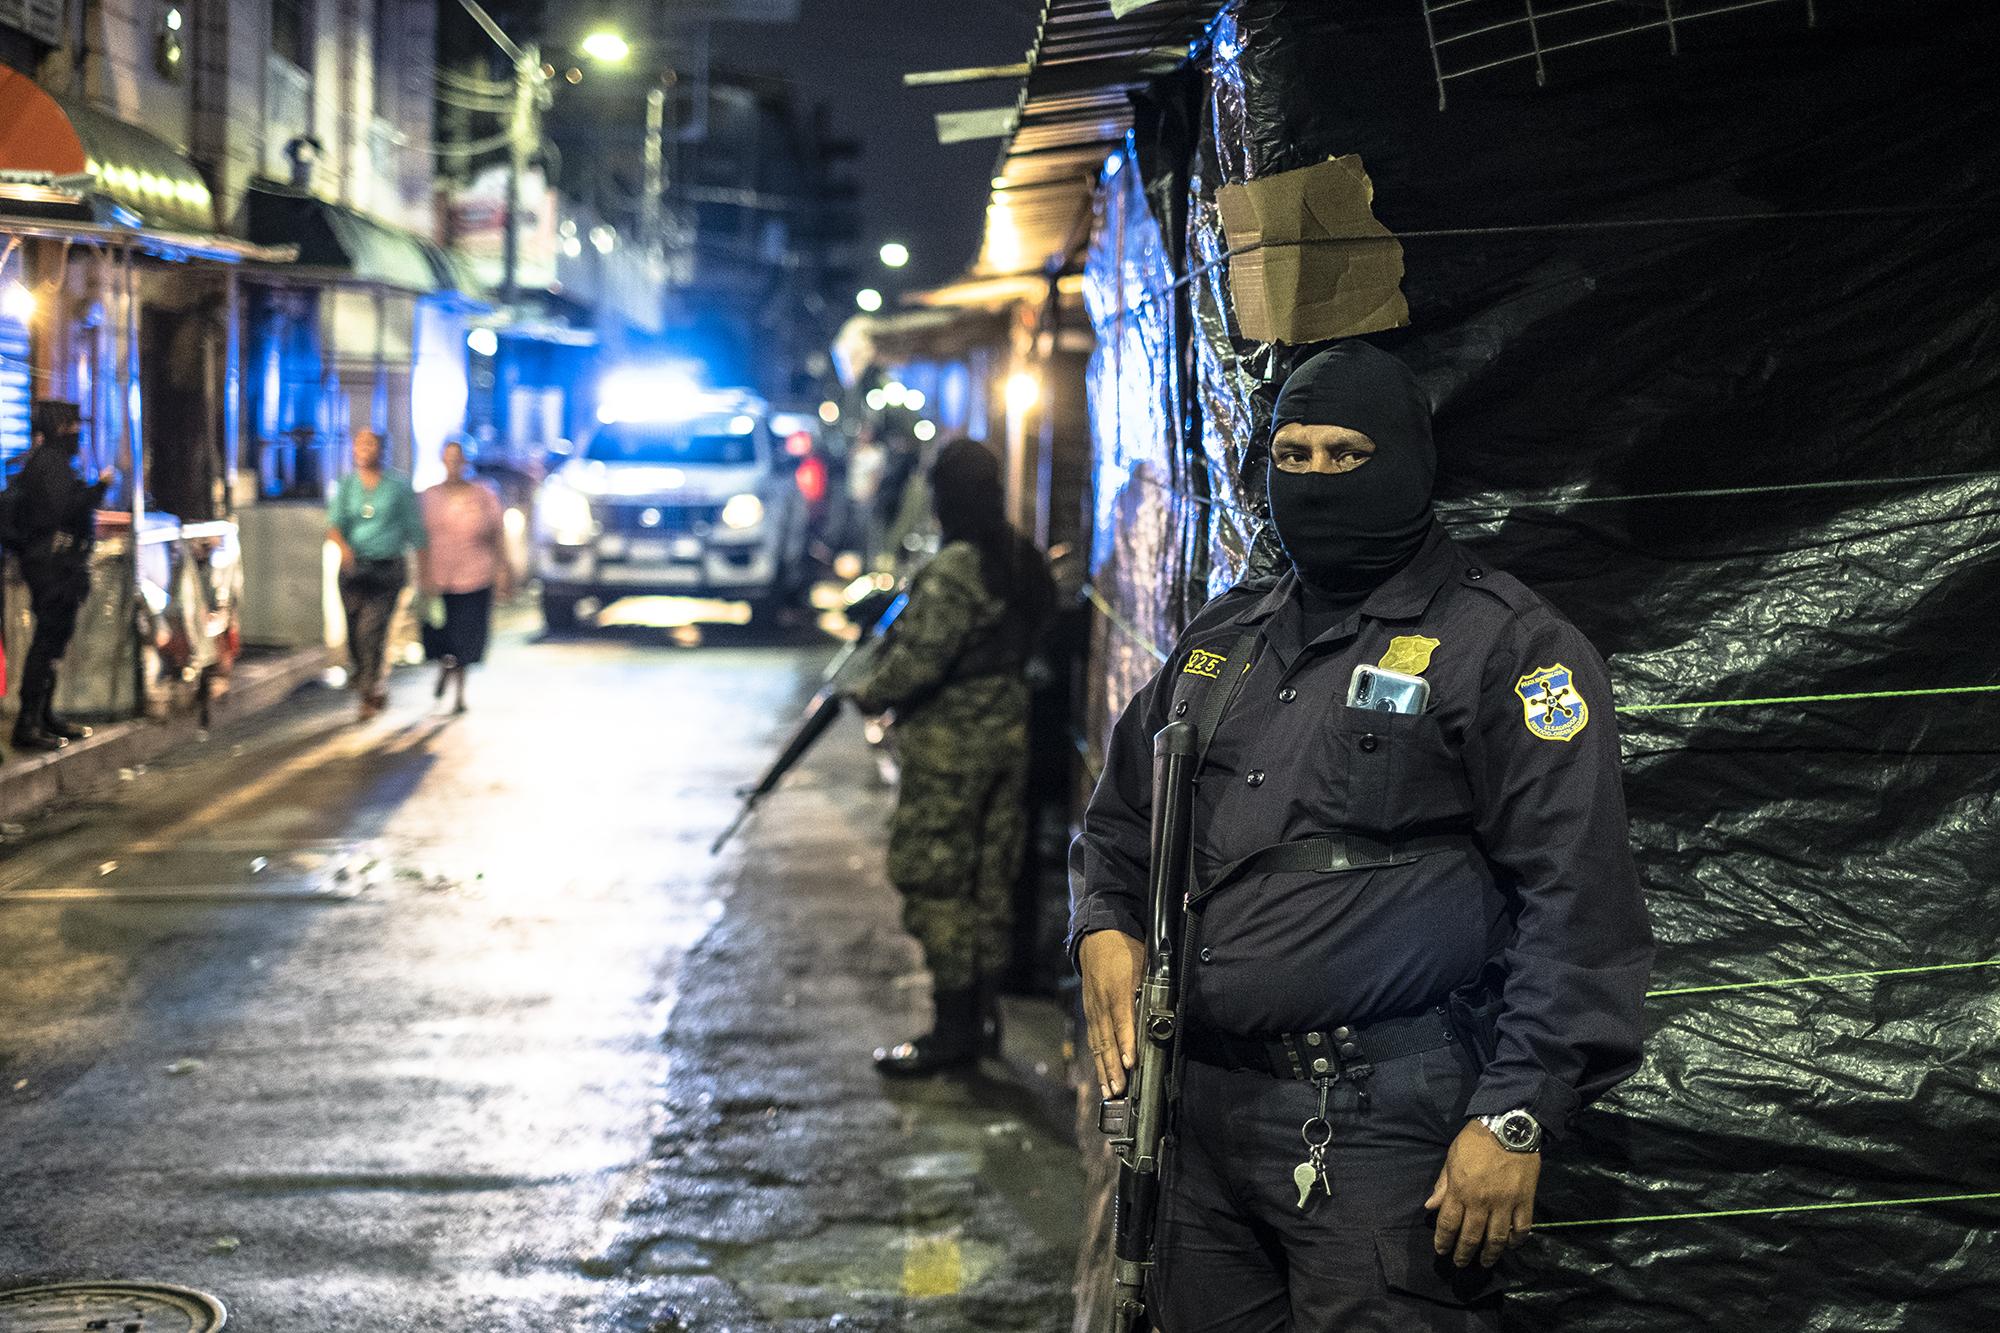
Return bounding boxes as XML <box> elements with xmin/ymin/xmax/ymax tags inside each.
<box><xmin>0</xmin><ymin>647</ymin><xmax>328</xmax><ymax>822</ymax></box>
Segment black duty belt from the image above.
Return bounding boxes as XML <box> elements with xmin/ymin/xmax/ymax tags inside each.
<box><xmin>1182</xmin><ymin>1006</ymin><xmax>1460</xmax><ymax>1082</ymax></box>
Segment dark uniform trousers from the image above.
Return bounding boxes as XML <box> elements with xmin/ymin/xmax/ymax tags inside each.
<box><xmin>18</xmin><ymin>550</ymin><xmax>89</xmax><ymax>719</ymax></box>
<box><xmin>1152</xmin><ymin>1043</ymin><xmax>1504</xmax><ymax>1333</ymax></box>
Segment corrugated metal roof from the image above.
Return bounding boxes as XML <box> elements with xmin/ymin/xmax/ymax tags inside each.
<box><xmin>970</xmin><ymin>0</ymin><xmax>1222</xmax><ymax>281</ymax></box>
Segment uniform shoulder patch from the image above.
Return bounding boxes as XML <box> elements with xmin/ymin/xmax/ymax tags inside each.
<box><xmin>1379</xmin><ymin>635</ymin><xmax>1440</xmax><ymax>675</ymax></box>
<box><xmin>1514</xmin><ymin>663</ymin><xmax>1590</xmax><ymax>742</ymax></box>
<box><xmin>1183</xmin><ymin>648</ymin><xmax>1227</xmax><ymax>679</ymax></box>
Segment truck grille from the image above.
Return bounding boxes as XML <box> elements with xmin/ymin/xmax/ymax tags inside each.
<box><xmin>597</xmin><ymin>502</ymin><xmax>725</xmax><ymax>536</ymax></box>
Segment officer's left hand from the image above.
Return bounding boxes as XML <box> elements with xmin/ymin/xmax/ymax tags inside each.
<box><xmin>1425</xmin><ymin>1122</ymin><xmax>1541</xmax><ymax>1268</ymax></box>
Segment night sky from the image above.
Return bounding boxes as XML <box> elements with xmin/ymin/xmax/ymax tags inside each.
<box><xmin>708</xmin><ymin>0</ymin><xmax>1041</xmax><ymax>293</ymax></box>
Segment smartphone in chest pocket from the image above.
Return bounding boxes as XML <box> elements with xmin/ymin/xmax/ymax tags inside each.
<box><xmin>1346</xmin><ymin>664</ymin><xmax>1431</xmax><ymax>715</ymax></box>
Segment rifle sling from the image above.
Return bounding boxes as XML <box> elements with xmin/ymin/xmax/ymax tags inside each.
<box><xmin>1167</xmin><ymin>627</ymin><xmax>1263</xmax><ymax>1108</ymax></box>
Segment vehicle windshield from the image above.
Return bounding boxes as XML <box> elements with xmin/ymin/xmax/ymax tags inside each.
<box><xmin>586</xmin><ymin>417</ymin><xmax>763</xmax><ymax>466</ymax></box>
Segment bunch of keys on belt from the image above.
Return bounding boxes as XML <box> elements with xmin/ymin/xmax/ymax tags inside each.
<box><xmin>1293</xmin><ymin>1078</ymin><xmax>1334</xmax><ymax>1208</ymax></box>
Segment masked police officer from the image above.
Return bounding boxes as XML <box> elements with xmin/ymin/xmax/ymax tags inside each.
<box><xmin>9</xmin><ymin>400</ymin><xmax>110</xmax><ymax>754</ymax></box>
<box><xmin>1070</xmin><ymin>342</ymin><xmax>1653</xmax><ymax>1330</ymax></box>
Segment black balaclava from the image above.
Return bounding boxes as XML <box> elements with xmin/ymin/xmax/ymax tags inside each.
<box><xmin>930</xmin><ymin>436</ymin><xmax>1056</xmax><ymax>636</ymax></box>
<box><xmin>31</xmin><ymin>400</ymin><xmax>82</xmax><ymax>454</ymax></box>
<box><xmin>1264</xmin><ymin>342</ymin><xmax>1436</xmax><ymax>600</ymax></box>
<box><xmin>931</xmin><ymin>437</ymin><xmax>1006</xmax><ymax>551</ymax></box>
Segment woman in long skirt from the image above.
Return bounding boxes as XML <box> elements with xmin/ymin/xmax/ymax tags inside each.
<box><xmin>418</xmin><ymin>439</ymin><xmax>511</xmax><ymax>713</ymax></box>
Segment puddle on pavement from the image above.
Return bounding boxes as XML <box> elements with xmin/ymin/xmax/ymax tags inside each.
<box><xmin>0</xmin><ymin>844</ymin><xmax>392</xmax><ymax>904</ymax></box>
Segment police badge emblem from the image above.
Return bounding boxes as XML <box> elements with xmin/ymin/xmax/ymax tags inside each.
<box><xmin>1379</xmin><ymin>635</ymin><xmax>1440</xmax><ymax>675</ymax></box>
<box><xmin>1515</xmin><ymin>664</ymin><xmax>1589</xmax><ymax>742</ymax></box>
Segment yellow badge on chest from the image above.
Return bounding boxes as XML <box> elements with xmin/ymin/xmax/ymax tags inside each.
<box><xmin>1379</xmin><ymin>635</ymin><xmax>1441</xmax><ymax>675</ymax></box>
<box><xmin>1183</xmin><ymin>648</ymin><xmax>1227</xmax><ymax>679</ymax></box>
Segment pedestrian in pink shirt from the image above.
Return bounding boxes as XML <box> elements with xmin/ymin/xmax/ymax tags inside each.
<box><xmin>418</xmin><ymin>439</ymin><xmax>512</xmax><ymax>713</ymax></box>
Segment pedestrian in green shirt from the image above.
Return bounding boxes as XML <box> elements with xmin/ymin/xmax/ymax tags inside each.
<box><xmin>327</xmin><ymin>429</ymin><xmax>424</xmax><ymax>719</ymax></box>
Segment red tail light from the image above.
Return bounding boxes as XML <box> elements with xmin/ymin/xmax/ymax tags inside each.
<box><xmin>794</xmin><ymin>454</ymin><xmax>828</xmax><ymax>505</ymax></box>
<box><xmin>784</xmin><ymin>430</ymin><xmax>814</xmax><ymax>457</ymax></box>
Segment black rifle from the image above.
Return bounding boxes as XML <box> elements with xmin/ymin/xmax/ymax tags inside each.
<box><xmin>709</xmin><ymin>588</ymin><xmax>906</xmax><ymax>856</ymax></box>
<box><xmin>1097</xmin><ymin>719</ymin><xmax>1198</xmax><ymax>1331</ymax></box>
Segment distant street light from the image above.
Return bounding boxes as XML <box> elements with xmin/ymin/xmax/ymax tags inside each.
<box><xmin>818</xmin><ymin>400</ymin><xmax>840</xmax><ymax>424</ymax></box>
<box><xmin>913</xmin><ymin>419</ymin><xmax>937</xmax><ymax>442</ymax></box>
<box><xmin>466</xmin><ymin>327</ymin><xmax>499</xmax><ymax>357</ymax></box>
<box><xmin>855</xmin><ymin>288</ymin><xmax>884</xmax><ymax>313</ymax></box>
<box><xmin>879</xmin><ymin>242</ymin><xmax>910</xmax><ymax>269</ymax></box>
<box><xmin>580</xmin><ymin>29</ymin><xmax>630</xmax><ymax>64</ymax></box>
<box><xmin>1005</xmin><ymin>370</ymin><xmax>1040</xmax><ymax>414</ymax></box>
<box><xmin>0</xmin><ymin>281</ymin><xmax>35</xmax><ymax>324</ymax></box>
<box><xmin>905</xmin><ymin>388</ymin><xmax>926</xmax><ymax>411</ymax></box>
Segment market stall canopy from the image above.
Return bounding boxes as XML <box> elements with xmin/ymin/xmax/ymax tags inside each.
<box><xmin>0</xmin><ymin>68</ymin><xmax>216</xmax><ymax>232</ymax></box>
<box><xmin>242</xmin><ymin>180</ymin><xmax>478</xmax><ymax>297</ymax></box>
<box><xmin>968</xmin><ymin>0</ymin><xmax>1222</xmax><ymax>281</ymax></box>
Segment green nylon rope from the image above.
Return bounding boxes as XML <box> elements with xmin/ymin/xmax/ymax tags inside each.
<box><xmin>1624</xmin><ymin>683</ymin><xmax>2000</xmax><ymax>713</ymax></box>
<box><xmin>1079</xmin><ymin>588</ymin><xmax>2000</xmax><ymax>714</ymax></box>
<box><xmin>1539</xmin><ymin>1190</ymin><xmax>2000</xmax><ymax>1231</ymax></box>
<box><xmin>1083</xmin><ymin>584</ymin><xmax>1170</xmax><ymax>663</ymax></box>
<box><xmin>1648</xmin><ymin>957</ymin><xmax>2000</xmax><ymax>998</ymax></box>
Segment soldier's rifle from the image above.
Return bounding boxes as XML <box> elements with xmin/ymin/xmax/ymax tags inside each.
<box><xmin>1096</xmin><ymin>719</ymin><xmax>1198</xmax><ymax>1331</ymax></box>
<box><xmin>708</xmin><ymin>584</ymin><xmax>907</xmax><ymax>856</ymax></box>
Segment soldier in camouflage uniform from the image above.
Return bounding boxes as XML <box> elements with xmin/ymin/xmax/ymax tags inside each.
<box><xmin>849</xmin><ymin>438</ymin><xmax>1054</xmax><ymax>1075</ymax></box>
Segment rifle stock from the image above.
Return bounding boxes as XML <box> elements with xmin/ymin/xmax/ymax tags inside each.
<box><xmin>1099</xmin><ymin>720</ymin><xmax>1199</xmax><ymax>1331</ymax></box>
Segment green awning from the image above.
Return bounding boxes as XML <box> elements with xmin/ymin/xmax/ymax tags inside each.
<box><xmin>242</xmin><ymin>180</ymin><xmax>473</xmax><ymax>295</ymax></box>
<box><xmin>52</xmin><ymin>96</ymin><xmax>217</xmax><ymax>232</ymax></box>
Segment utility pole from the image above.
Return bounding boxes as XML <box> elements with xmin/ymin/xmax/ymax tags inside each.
<box><xmin>502</xmin><ymin>43</ymin><xmax>540</xmax><ymax>307</ymax></box>
<box><xmin>451</xmin><ymin>0</ymin><xmax>536</xmax><ymax>307</ymax></box>
<box><xmin>641</xmin><ymin>81</ymin><xmax>664</xmax><ymax>264</ymax></box>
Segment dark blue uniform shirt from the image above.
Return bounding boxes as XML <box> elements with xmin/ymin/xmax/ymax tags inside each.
<box><xmin>1068</xmin><ymin>525</ymin><xmax>1654</xmax><ymax>1135</ymax></box>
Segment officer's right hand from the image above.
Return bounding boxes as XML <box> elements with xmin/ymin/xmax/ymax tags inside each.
<box><xmin>1079</xmin><ymin>929</ymin><xmax>1146</xmax><ymax>1098</ymax></box>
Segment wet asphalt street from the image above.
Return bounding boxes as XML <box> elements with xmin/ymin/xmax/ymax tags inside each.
<box><xmin>0</xmin><ymin>608</ymin><xmax>1080</xmax><ymax>1330</ymax></box>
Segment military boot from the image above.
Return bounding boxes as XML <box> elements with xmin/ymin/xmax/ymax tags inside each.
<box><xmin>873</xmin><ymin>987</ymin><xmax>981</xmax><ymax>1077</ymax></box>
<box><xmin>11</xmin><ymin>680</ymin><xmax>67</xmax><ymax>753</ymax></box>
<box><xmin>41</xmin><ymin>668</ymin><xmax>92</xmax><ymax>741</ymax></box>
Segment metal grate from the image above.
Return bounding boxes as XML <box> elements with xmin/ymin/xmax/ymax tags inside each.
<box><xmin>1419</xmin><ymin>0</ymin><xmax>1819</xmax><ymax>108</ymax></box>
<box><xmin>597</xmin><ymin>501</ymin><xmax>724</xmax><ymax>536</ymax></box>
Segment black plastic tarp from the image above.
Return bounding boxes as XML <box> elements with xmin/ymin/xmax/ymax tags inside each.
<box><xmin>1080</xmin><ymin>0</ymin><xmax>2000</xmax><ymax>1325</ymax></box>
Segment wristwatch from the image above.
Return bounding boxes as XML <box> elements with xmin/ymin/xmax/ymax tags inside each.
<box><xmin>1478</xmin><ymin>1108</ymin><xmax>1544</xmax><ymax>1153</ymax></box>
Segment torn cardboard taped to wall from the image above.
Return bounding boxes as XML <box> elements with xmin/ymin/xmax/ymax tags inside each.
<box><xmin>1216</xmin><ymin>155</ymin><xmax>1408</xmax><ymax>344</ymax></box>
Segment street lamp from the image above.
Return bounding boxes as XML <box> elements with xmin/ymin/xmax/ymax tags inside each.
<box><xmin>855</xmin><ymin>288</ymin><xmax>883</xmax><ymax>313</ymax></box>
<box><xmin>1005</xmin><ymin>370</ymin><xmax>1040</xmax><ymax>414</ymax></box>
<box><xmin>879</xmin><ymin>242</ymin><xmax>909</xmax><ymax>269</ymax></box>
<box><xmin>580</xmin><ymin>29</ymin><xmax>630</xmax><ymax>64</ymax></box>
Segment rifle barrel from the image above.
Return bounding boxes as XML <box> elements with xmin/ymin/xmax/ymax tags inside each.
<box><xmin>1104</xmin><ymin>720</ymin><xmax>1198</xmax><ymax>1330</ymax></box>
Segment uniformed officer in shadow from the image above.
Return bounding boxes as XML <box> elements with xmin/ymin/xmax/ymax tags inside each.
<box><xmin>1070</xmin><ymin>342</ymin><xmax>1653</xmax><ymax>1330</ymax></box>
<box><xmin>9</xmin><ymin>400</ymin><xmax>111</xmax><ymax>753</ymax></box>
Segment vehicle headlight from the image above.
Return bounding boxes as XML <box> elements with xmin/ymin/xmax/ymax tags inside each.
<box><xmin>721</xmin><ymin>493</ymin><xmax>764</xmax><ymax>530</ymax></box>
<box><xmin>538</xmin><ymin>482</ymin><xmax>596</xmax><ymax>545</ymax></box>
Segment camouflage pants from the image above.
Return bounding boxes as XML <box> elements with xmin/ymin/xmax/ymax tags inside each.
<box><xmin>887</xmin><ymin>754</ymin><xmax>1028</xmax><ymax>990</ymax></box>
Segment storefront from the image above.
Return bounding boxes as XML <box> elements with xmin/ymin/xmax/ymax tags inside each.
<box><xmin>0</xmin><ymin>68</ymin><xmax>289</xmax><ymax>722</ymax></box>
<box><xmin>234</xmin><ymin>180</ymin><xmax>482</xmax><ymax>648</ymax></box>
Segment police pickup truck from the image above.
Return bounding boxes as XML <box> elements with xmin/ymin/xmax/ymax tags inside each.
<box><xmin>532</xmin><ymin>386</ymin><xmax>812</xmax><ymax>630</ymax></box>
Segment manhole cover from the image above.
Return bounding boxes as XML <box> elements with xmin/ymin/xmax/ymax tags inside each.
<box><xmin>0</xmin><ymin>1281</ymin><xmax>226</xmax><ymax>1331</ymax></box>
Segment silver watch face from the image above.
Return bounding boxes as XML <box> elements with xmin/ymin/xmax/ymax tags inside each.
<box><xmin>1485</xmin><ymin>1110</ymin><xmax>1541</xmax><ymax>1150</ymax></box>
